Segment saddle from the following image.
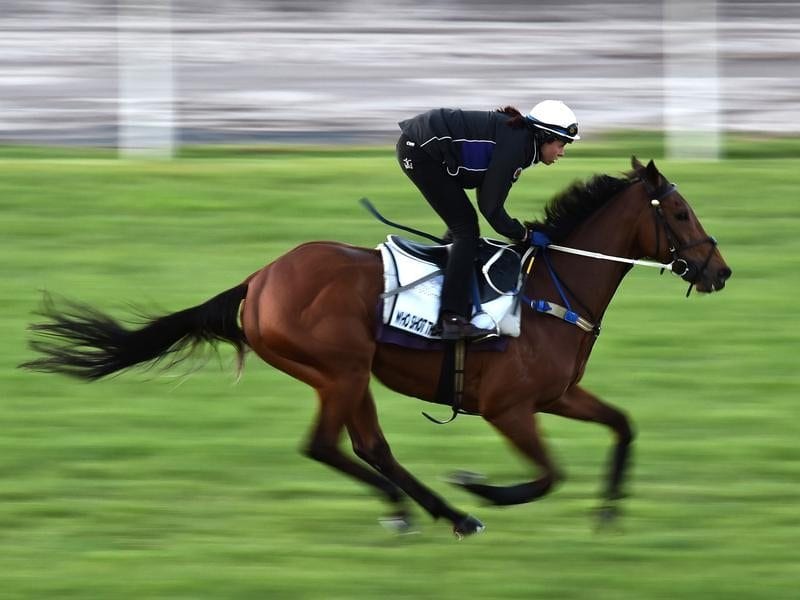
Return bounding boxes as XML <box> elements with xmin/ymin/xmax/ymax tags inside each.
<box><xmin>389</xmin><ymin>236</ymin><xmax>522</xmax><ymax>304</ymax></box>
<box><xmin>378</xmin><ymin>235</ymin><xmax>526</xmax><ymax>341</ymax></box>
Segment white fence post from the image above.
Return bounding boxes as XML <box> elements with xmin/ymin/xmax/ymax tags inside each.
<box><xmin>117</xmin><ymin>0</ymin><xmax>175</xmax><ymax>158</ymax></box>
<box><xmin>663</xmin><ymin>0</ymin><xmax>721</xmax><ymax>160</ymax></box>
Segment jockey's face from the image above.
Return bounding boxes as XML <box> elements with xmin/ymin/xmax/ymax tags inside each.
<box><xmin>540</xmin><ymin>139</ymin><xmax>567</xmax><ymax>165</ymax></box>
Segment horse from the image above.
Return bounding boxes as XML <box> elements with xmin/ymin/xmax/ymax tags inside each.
<box><xmin>22</xmin><ymin>157</ymin><xmax>731</xmax><ymax>538</ymax></box>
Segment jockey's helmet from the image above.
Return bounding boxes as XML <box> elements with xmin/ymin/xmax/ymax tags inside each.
<box><xmin>527</xmin><ymin>100</ymin><xmax>580</xmax><ymax>142</ymax></box>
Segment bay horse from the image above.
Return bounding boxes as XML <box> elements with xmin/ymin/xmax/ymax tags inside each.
<box><xmin>23</xmin><ymin>157</ymin><xmax>731</xmax><ymax>538</ymax></box>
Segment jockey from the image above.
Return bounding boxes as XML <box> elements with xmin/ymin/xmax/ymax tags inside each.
<box><xmin>396</xmin><ymin>100</ymin><xmax>580</xmax><ymax>339</ymax></box>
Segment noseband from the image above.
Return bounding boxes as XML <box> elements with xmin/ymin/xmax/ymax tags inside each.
<box><xmin>642</xmin><ymin>179</ymin><xmax>717</xmax><ymax>296</ymax></box>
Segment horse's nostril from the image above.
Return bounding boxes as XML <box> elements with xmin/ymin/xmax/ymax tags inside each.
<box><xmin>719</xmin><ymin>267</ymin><xmax>732</xmax><ymax>281</ymax></box>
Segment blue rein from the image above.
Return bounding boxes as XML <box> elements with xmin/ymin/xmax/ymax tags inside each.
<box><xmin>520</xmin><ymin>232</ymin><xmax>599</xmax><ymax>335</ymax></box>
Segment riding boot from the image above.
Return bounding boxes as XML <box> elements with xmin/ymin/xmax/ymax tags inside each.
<box><xmin>439</xmin><ymin>313</ymin><xmax>495</xmax><ymax>340</ymax></box>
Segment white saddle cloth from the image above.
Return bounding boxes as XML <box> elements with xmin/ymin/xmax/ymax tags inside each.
<box><xmin>378</xmin><ymin>236</ymin><xmax>523</xmax><ymax>339</ymax></box>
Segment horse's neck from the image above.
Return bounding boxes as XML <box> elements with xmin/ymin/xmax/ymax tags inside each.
<box><xmin>542</xmin><ymin>190</ymin><xmax>647</xmax><ymax>322</ymax></box>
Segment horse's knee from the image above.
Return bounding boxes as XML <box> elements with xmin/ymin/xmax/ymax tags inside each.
<box><xmin>617</xmin><ymin>416</ymin><xmax>635</xmax><ymax>446</ymax></box>
<box><xmin>607</xmin><ymin>410</ymin><xmax>635</xmax><ymax>446</ymax></box>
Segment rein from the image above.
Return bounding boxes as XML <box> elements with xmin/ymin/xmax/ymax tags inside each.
<box><xmin>520</xmin><ymin>176</ymin><xmax>717</xmax><ymax>333</ymax></box>
<box><xmin>544</xmin><ymin>243</ymin><xmax>674</xmax><ymax>271</ymax></box>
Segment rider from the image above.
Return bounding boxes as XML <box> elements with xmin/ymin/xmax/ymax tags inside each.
<box><xmin>396</xmin><ymin>100</ymin><xmax>580</xmax><ymax>339</ymax></box>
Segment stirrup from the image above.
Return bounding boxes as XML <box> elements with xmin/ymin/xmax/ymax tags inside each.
<box><xmin>440</xmin><ymin>315</ymin><xmax>495</xmax><ymax>340</ymax></box>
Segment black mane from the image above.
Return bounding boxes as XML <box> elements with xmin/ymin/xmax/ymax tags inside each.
<box><xmin>525</xmin><ymin>174</ymin><xmax>635</xmax><ymax>243</ymax></box>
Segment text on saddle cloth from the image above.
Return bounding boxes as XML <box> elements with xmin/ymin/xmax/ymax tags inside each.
<box><xmin>378</xmin><ymin>235</ymin><xmax>524</xmax><ymax>339</ymax></box>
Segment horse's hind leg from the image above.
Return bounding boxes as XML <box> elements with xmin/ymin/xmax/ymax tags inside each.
<box><xmin>303</xmin><ymin>377</ymin><xmax>408</xmax><ymax>513</ymax></box>
<box><xmin>543</xmin><ymin>384</ymin><xmax>635</xmax><ymax>521</ymax></box>
<box><xmin>346</xmin><ymin>389</ymin><xmax>483</xmax><ymax>538</ymax></box>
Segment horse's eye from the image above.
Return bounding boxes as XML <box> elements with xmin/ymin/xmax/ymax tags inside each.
<box><xmin>675</xmin><ymin>211</ymin><xmax>689</xmax><ymax>221</ymax></box>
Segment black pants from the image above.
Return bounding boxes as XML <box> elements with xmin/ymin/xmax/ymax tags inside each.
<box><xmin>396</xmin><ymin>133</ymin><xmax>478</xmax><ymax>319</ymax></box>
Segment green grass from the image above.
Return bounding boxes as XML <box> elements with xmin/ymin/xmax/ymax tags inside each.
<box><xmin>1</xmin><ymin>142</ymin><xmax>798</xmax><ymax>599</ymax></box>
<box><xmin>3</xmin><ymin>130</ymin><xmax>800</xmax><ymax>161</ymax></box>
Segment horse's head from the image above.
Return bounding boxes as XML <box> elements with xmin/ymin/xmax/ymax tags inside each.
<box><xmin>631</xmin><ymin>156</ymin><xmax>732</xmax><ymax>294</ymax></box>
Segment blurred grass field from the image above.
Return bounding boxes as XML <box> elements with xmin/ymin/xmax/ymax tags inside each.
<box><xmin>1</xmin><ymin>138</ymin><xmax>799</xmax><ymax>599</ymax></box>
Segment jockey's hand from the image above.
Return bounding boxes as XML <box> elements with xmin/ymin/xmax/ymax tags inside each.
<box><xmin>528</xmin><ymin>230</ymin><xmax>552</xmax><ymax>247</ymax></box>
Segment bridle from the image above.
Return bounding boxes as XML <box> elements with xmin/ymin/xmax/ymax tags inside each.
<box><xmin>520</xmin><ymin>175</ymin><xmax>722</xmax><ymax>334</ymax></box>
<box><xmin>640</xmin><ymin>178</ymin><xmax>718</xmax><ymax>297</ymax></box>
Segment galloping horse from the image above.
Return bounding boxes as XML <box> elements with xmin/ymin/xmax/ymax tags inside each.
<box><xmin>23</xmin><ymin>157</ymin><xmax>731</xmax><ymax>538</ymax></box>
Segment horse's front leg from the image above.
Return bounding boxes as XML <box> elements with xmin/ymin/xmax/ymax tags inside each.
<box><xmin>450</xmin><ymin>403</ymin><xmax>563</xmax><ymax>506</ymax></box>
<box><xmin>543</xmin><ymin>384</ymin><xmax>635</xmax><ymax>523</ymax></box>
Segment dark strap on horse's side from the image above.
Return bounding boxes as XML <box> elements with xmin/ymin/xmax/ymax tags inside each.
<box><xmin>424</xmin><ymin>339</ymin><xmax>466</xmax><ymax>424</ymax></box>
<box><xmin>380</xmin><ymin>268</ymin><xmax>443</xmax><ymax>299</ymax></box>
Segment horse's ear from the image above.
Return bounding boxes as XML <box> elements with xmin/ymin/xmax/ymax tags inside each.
<box><xmin>645</xmin><ymin>159</ymin><xmax>662</xmax><ymax>185</ymax></box>
<box><xmin>631</xmin><ymin>156</ymin><xmax>645</xmax><ymax>171</ymax></box>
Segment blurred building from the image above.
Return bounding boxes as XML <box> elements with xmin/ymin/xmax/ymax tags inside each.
<box><xmin>1</xmin><ymin>0</ymin><xmax>798</xmax><ymax>150</ymax></box>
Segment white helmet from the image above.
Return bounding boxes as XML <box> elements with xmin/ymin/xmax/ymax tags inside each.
<box><xmin>527</xmin><ymin>100</ymin><xmax>580</xmax><ymax>142</ymax></box>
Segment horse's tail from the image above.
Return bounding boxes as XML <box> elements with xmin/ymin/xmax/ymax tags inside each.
<box><xmin>20</xmin><ymin>283</ymin><xmax>249</xmax><ymax>381</ymax></box>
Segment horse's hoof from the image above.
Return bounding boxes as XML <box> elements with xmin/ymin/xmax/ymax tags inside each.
<box><xmin>379</xmin><ymin>513</ymin><xmax>418</xmax><ymax>535</ymax></box>
<box><xmin>444</xmin><ymin>470</ymin><xmax>487</xmax><ymax>487</ymax></box>
<box><xmin>453</xmin><ymin>514</ymin><xmax>485</xmax><ymax>540</ymax></box>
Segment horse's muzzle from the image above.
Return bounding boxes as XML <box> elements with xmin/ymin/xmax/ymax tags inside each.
<box><xmin>694</xmin><ymin>263</ymin><xmax>732</xmax><ymax>293</ymax></box>
<box><xmin>712</xmin><ymin>266</ymin><xmax>733</xmax><ymax>291</ymax></box>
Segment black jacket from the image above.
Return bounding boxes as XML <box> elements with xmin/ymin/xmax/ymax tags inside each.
<box><xmin>399</xmin><ymin>108</ymin><xmax>537</xmax><ymax>240</ymax></box>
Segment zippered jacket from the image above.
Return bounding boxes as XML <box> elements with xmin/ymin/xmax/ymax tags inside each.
<box><xmin>399</xmin><ymin>108</ymin><xmax>537</xmax><ymax>240</ymax></box>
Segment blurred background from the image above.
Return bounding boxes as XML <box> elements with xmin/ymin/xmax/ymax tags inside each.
<box><xmin>2</xmin><ymin>2</ymin><xmax>799</xmax><ymax>599</ymax></box>
<box><xmin>1</xmin><ymin>0</ymin><xmax>799</xmax><ymax>154</ymax></box>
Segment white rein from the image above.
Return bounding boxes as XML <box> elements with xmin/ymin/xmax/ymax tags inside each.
<box><xmin>544</xmin><ymin>243</ymin><xmax>676</xmax><ymax>271</ymax></box>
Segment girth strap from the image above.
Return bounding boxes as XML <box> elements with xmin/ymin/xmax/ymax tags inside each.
<box><xmin>423</xmin><ymin>339</ymin><xmax>468</xmax><ymax>424</ymax></box>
